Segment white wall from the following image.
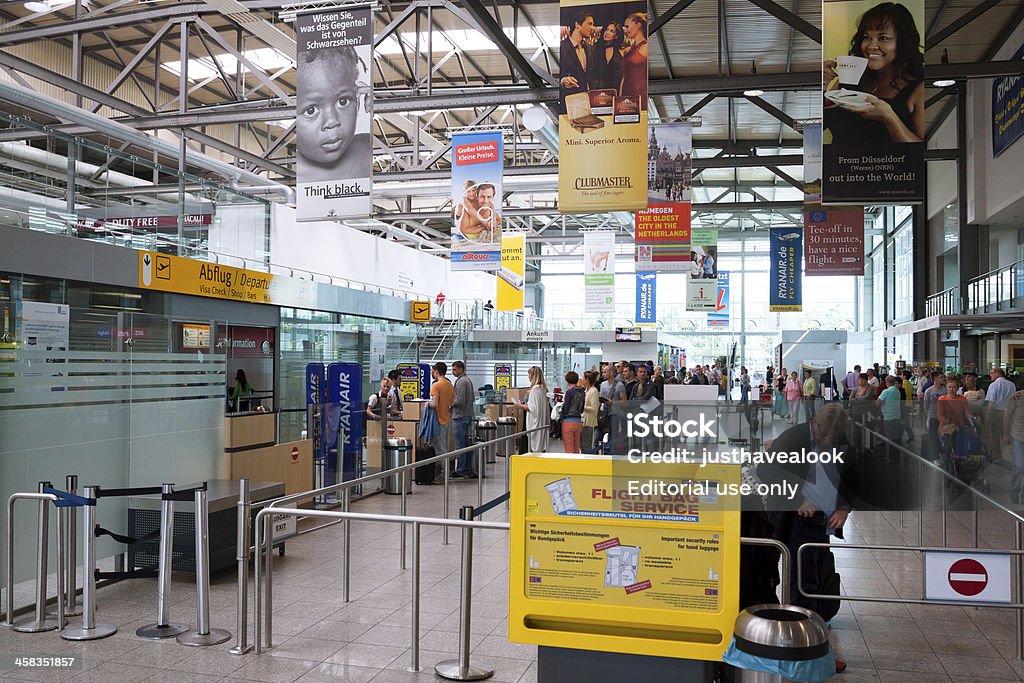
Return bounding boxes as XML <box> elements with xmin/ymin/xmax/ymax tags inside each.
<box><xmin>927</xmin><ymin>114</ymin><xmax>958</xmax><ymax>221</ymax></box>
<box><xmin>270</xmin><ymin>204</ymin><xmax>492</xmax><ymax>300</ymax></box>
<box><xmin>967</xmin><ymin>23</ymin><xmax>1024</xmax><ymax>226</ymax></box>
<box><xmin>779</xmin><ymin>330</ymin><xmax>849</xmax><ymax>374</ymax></box>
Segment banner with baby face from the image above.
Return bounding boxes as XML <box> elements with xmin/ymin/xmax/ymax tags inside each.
<box><xmin>451</xmin><ymin>131</ymin><xmax>503</xmax><ymax>271</ymax></box>
<box><xmin>295</xmin><ymin>7</ymin><xmax>374</xmax><ymax>221</ymax></box>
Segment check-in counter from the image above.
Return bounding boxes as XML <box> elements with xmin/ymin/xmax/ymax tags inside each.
<box><xmin>403</xmin><ymin>398</ymin><xmax>429</xmax><ymax>422</ymax></box>
<box><xmin>366</xmin><ymin>418</ymin><xmax>420</xmax><ymax>471</ymax></box>
<box><xmin>224</xmin><ymin>411</ymin><xmax>313</xmax><ymax>495</ymax></box>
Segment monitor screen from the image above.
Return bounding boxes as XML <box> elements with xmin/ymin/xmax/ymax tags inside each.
<box><xmin>614</xmin><ymin>327</ymin><xmax>642</xmax><ymax>342</ymax></box>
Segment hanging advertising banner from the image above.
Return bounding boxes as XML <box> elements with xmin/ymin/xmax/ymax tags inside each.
<box><xmin>707</xmin><ymin>271</ymin><xmax>730</xmax><ymax>328</ymax></box>
<box><xmin>637</xmin><ymin>124</ymin><xmax>692</xmax><ymax>271</ymax></box>
<box><xmin>805</xmin><ymin>206</ymin><xmax>865</xmax><ymax>275</ymax></box>
<box><xmin>685</xmin><ymin>227</ymin><xmax>718</xmax><ymax>310</ymax></box>
<box><xmin>635</xmin><ymin>272</ymin><xmax>656</xmax><ymax>327</ymax></box>
<box><xmin>497</xmin><ymin>234</ymin><xmax>525</xmax><ymax>310</ymax></box>
<box><xmin>770</xmin><ymin>228</ymin><xmax>803</xmax><ymax>312</ymax></box>
<box><xmin>804</xmin><ymin>123</ymin><xmax>822</xmax><ymax>204</ymax></box>
<box><xmin>306</xmin><ymin>363</ymin><xmax>327</xmax><ymax>462</ymax></box>
<box><xmin>993</xmin><ymin>43</ymin><xmax>1024</xmax><ymax>157</ymax></box>
<box><xmin>822</xmin><ymin>0</ymin><xmax>925</xmax><ymax>203</ymax></box>
<box><xmin>325</xmin><ymin>362</ymin><xmax>363</xmax><ymax>483</ymax></box>
<box><xmin>451</xmin><ymin>131</ymin><xmax>504</xmax><ymax>270</ymax></box>
<box><xmin>558</xmin><ymin>0</ymin><xmax>648</xmax><ymax>213</ymax></box>
<box><xmin>584</xmin><ymin>231</ymin><xmax>616</xmax><ymax>313</ymax></box>
<box><xmin>295</xmin><ymin>6</ymin><xmax>374</xmax><ymax>221</ymax></box>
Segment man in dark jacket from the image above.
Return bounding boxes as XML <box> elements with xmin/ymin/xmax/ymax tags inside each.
<box><xmin>559</xmin><ymin>11</ymin><xmax>595</xmax><ymax>108</ymax></box>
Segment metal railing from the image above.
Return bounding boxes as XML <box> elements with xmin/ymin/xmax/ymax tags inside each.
<box><xmin>925</xmin><ymin>286</ymin><xmax>961</xmax><ymax>316</ymax></box>
<box><xmin>967</xmin><ymin>258</ymin><xmax>1024</xmax><ymax>313</ymax></box>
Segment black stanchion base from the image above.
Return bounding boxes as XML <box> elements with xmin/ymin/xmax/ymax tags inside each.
<box><xmin>60</xmin><ymin>623</ymin><xmax>117</xmax><ymax>640</ymax></box>
<box><xmin>435</xmin><ymin>658</ymin><xmax>494</xmax><ymax>681</ymax></box>
<box><xmin>177</xmin><ymin>627</ymin><xmax>231</xmax><ymax>646</ymax></box>
<box><xmin>136</xmin><ymin>622</ymin><xmax>190</xmax><ymax>639</ymax></box>
<box><xmin>11</xmin><ymin>616</ymin><xmax>60</xmax><ymax>633</ymax></box>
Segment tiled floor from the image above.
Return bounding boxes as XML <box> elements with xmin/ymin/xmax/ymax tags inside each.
<box><xmin>3</xmin><ymin>412</ymin><xmax>1024</xmax><ymax>682</ymax></box>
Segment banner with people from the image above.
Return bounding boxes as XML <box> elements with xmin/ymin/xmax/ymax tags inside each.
<box><xmin>584</xmin><ymin>230</ymin><xmax>616</xmax><ymax>312</ymax></box>
<box><xmin>451</xmin><ymin>131</ymin><xmax>503</xmax><ymax>270</ymax></box>
<box><xmin>708</xmin><ymin>271</ymin><xmax>729</xmax><ymax>328</ymax></box>
<box><xmin>635</xmin><ymin>272</ymin><xmax>656</xmax><ymax>326</ymax></box>
<box><xmin>822</xmin><ymin>0</ymin><xmax>925</xmax><ymax>203</ymax></box>
<box><xmin>805</xmin><ymin>206</ymin><xmax>865</xmax><ymax>275</ymax></box>
<box><xmin>497</xmin><ymin>234</ymin><xmax>525</xmax><ymax>310</ymax></box>
<box><xmin>685</xmin><ymin>227</ymin><xmax>718</xmax><ymax>310</ymax></box>
<box><xmin>770</xmin><ymin>228</ymin><xmax>803</xmax><ymax>312</ymax></box>
<box><xmin>558</xmin><ymin>0</ymin><xmax>649</xmax><ymax>213</ymax></box>
<box><xmin>295</xmin><ymin>7</ymin><xmax>373</xmax><ymax>221</ymax></box>
<box><xmin>635</xmin><ymin>124</ymin><xmax>692</xmax><ymax>272</ymax></box>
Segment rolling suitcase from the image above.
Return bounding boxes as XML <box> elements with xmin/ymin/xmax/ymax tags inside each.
<box><xmin>414</xmin><ymin>443</ymin><xmax>437</xmax><ymax>485</ymax></box>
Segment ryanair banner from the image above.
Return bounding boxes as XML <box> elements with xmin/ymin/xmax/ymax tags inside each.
<box><xmin>497</xmin><ymin>234</ymin><xmax>525</xmax><ymax>310</ymax></box>
<box><xmin>635</xmin><ymin>272</ymin><xmax>656</xmax><ymax>326</ymax></box>
<box><xmin>822</xmin><ymin>0</ymin><xmax>925</xmax><ymax>203</ymax></box>
<box><xmin>558</xmin><ymin>0</ymin><xmax>649</xmax><ymax>213</ymax></box>
<box><xmin>770</xmin><ymin>228</ymin><xmax>803</xmax><ymax>312</ymax></box>
<box><xmin>295</xmin><ymin>7</ymin><xmax>373</xmax><ymax>221</ymax></box>
<box><xmin>452</xmin><ymin>131</ymin><xmax>504</xmax><ymax>270</ymax></box>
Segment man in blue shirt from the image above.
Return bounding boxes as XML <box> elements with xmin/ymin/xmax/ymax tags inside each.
<box><xmin>987</xmin><ymin>368</ymin><xmax>1017</xmax><ymax>461</ymax></box>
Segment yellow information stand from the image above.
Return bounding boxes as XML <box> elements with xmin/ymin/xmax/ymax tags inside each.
<box><xmin>509</xmin><ymin>453</ymin><xmax>740</xmax><ymax>662</ymax></box>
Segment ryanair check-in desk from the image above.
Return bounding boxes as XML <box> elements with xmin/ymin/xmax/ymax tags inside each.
<box><xmin>510</xmin><ymin>454</ymin><xmax>740</xmax><ymax>681</ymax></box>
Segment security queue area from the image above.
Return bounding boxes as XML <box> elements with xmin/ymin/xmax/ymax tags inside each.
<box><xmin>1</xmin><ymin>0</ymin><xmax>1024</xmax><ymax>681</ymax></box>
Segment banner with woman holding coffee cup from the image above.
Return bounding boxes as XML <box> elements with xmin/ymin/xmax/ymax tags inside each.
<box><xmin>822</xmin><ymin>0</ymin><xmax>925</xmax><ymax>203</ymax></box>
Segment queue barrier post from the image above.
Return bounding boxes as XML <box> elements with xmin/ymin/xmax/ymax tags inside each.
<box><xmin>10</xmin><ymin>482</ymin><xmax>60</xmax><ymax>633</ymax></box>
<box><xmin>136</xmin><ymin>483</ymin><xmax>189</xmax><ymax>639</ymax></box>
<box><xmin>230</xmin><ymin>478</ymin><xmax>253</xmax><ymax>655</ymax></box>
<box><xmin>434</xmin><ymin>506</ymin><xmax>494</xmax><ymax>681</ymax></box>
<box><xmin>177</xmin><ymin>487</ymin><xmax>231</xmax><ymax>646</ymax></box>
<box><xmin>61</xmin><ymin>486</ymin><xmax>117</xmax><ymax>641</ymax></box>
<box><xmin>64</xmin><ymin>474</ymin><xmax>82</xmax><ymax>617</ymax></box>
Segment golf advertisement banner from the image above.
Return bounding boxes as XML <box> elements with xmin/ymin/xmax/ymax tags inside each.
<box><xmin>770</xmin><ymin>228</ymin><xmax>803</xmax><ymax>312</ymax></box>
<box><xmin>584</xmin><ymin>231</ymin><xmax>616</xmax><ymax>313</ymax></box>
<box><xmin>558</xmin><ymin>0</ymin><xmax>649</xmax><ymax>213</ymax></box>
<box><xmin>805</xmin><ymin>206</ymin><xmax>865</xmax><ymax>275</ymax></box>
<box><xmin>822</xmin><ymin>0</ymin><xmax>925</xmax><ymax>203</ymax></box>
<box><xmin>451</xmin><ymin>131</ymin><xmax>503</xmax><ymax>271</ymax></box>
<box><xmin>295</xmin><ymin>7</ymin><xmax>373</xmax><ymax>220</ymax></box>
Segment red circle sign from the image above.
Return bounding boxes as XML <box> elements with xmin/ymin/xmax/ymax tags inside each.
<box><xmin>387</xmin><ymin>424</ymin><xmax>396</xmax><ymax>436</ymax></box>
<box><xmin>948</xmin><ymin>558</ymin><xmax>988</xmax><ymax>596</ymax></box>
<box><xmin>291</xmin><ymin>446</ymin><xmax>300</xmax><ymax>462</ymax></box>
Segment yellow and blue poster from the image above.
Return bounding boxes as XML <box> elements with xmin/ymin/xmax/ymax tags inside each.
<box><xmin>451</xmin><ymin>131</ymin><xmax>503</xmax><ymax>270</ymax></box>
<box><xmin>497</xmin><ymin>234</ymin><xmax>525</xmax><ymax>310</ymax></box>
<box><xmin>770</xmin><ymin>228</ymin><xmax>803</xmax><ymax>312</ymax></box>
<box><xmin>635</xmin><ymin>272</ymin><xmax>656</xmax><ymax>327</ymax></box>
<box><xmin>558</xmin><ymin>0</ymin><xmax>648</xmax><ymax>213</ymax></box>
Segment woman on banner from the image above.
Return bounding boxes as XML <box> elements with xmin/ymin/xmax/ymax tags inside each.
<box><xmin>619</xmin><ymin>13</ymin><xmax>648</xmax><ymax>110</ymax></box>
<box><xmin>823</xmin><ymin>2</ymin><xmax>925</xmax><ymax>144</ymax></box>
<box><xmin>589</xmin><ymin>22</ymin><xmax>624</xmax><ymax>92</ymax></box>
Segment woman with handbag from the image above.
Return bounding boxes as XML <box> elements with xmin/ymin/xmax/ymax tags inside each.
<box><xmin>515</xmin><ymin>366</ymin><xmax>551</xmax><ymax>453</ymax></box>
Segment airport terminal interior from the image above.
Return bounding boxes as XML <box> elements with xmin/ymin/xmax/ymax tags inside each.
<box><xmin>2</xmin><ymin>0</ymin><xmax>1024</xmax><ymax>681</ymax></box>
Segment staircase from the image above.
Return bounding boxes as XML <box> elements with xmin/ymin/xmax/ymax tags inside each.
<box><xmin>417</xmin><ymin>318</ymin><xmax>470</xmax><ymax>362</ymax></box>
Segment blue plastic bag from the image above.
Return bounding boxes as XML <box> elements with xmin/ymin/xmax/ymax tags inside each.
<box><xmin>722</xmin><ymin>637</ymin><xmax>835</xmax><ymax>682</ymax></box>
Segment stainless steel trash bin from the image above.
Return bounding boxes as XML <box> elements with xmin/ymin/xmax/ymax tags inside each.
<box><xmin>496</xmin><ymin>416</ymin><xmax>517</xmax><ymax>458</ymax></box>
<box><xmin>383</xmin><ymin>437</ymin><xmax>412</xmax><ymax>495</ymax></box>
<box><xmin>732</xmin><ymin>604</ymin><xmax>831</xmax><ymax>682</ymax></box>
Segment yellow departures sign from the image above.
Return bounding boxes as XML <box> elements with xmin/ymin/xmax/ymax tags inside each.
<box><xmin>138</xmin><ymin>251</ymin><xmax>274</xmax><ymax>304</ymax></box>
<box><xmin>509</xmin><ymin>453</ymin><xmax>740</xmax><ymax>661</ymax></box>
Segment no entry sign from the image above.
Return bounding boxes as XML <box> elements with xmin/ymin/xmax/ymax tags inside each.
<box><xmin>925</xmin><ymin>551</ymin><xmax>1011</xmax><ymax>604</ymax></box>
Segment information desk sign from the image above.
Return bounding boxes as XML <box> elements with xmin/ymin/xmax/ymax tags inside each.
<box><xmin>509</xmin><ymin>453</ymin><xmax>740</xmax><ymax>661</ymax></box>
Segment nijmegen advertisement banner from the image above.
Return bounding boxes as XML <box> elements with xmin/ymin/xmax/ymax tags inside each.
<box><xmin>634</xmin><ymin>204</ymin><xmax>690</xmax><ymax>272</ymax></box>
<box><xmin>497</xmin><ymin>234</ymin><xmax>525</xmax><ymax>310</ymax></box>
<box><xmin>993</xmin><ymin>42</ymin><xmax>1024</xmax><ymax>157</ymax></box>
<box><xmin>635</xmin><ymin>272</ymin><xmax>656</xmax><ymax>326</ymax></box>
<box><xmin>805</xmin><ymin>206</ymin><xmax>865</xmax><ymax>275</ymax></box>
<box><xmin>584</xmin><ymin>231</ymin><xmax>616</xmax><ymax>313</ymax></box>
<box><xmin>295</xmin><ymin>7</ymin><xmax>373</xmax><ymax>221</ymax></box>
<box><xmin>451</xmin><ymin>131</ymin><xmax>503</xmax><ymax>270</ymax></box>
<box><xmin>822</xmin><ymin>0</ymin><xmax>925</xmax><ymax>203</ymax></box>
<box><xmin>558</xmin><ymin>0</ymin><xmax>648</xmax><ymax>212</ymax></box>
<box><xmin>770</xmin><ymin>228</ymin><xmax>803</xmax><ymax>312</ymax></box>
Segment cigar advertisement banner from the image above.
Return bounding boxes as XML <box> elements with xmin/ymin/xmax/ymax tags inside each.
<box><xmin>822</xmin><ymin>0</ymin><xmax>925</xmax><ymax>203</ymax></box>
<box><xmin>558</xmin><ymin>0</ymin><xmax>649</xmax><ymax>213</ymax></box>
<box><xmin>770</xmin><ymin>228</ymin><xmax>803</xmax><ymax>312</ymax></box>
<box><xmin>451</xmin><ymin>131</ymin><xmax>504</xmax><ymax>270</ymax></box>
<box><xmin>636</xmin><ymin>124</ymin><xmax>692</xmax><ymax>272</ymax></box>
<box><xmin>497</xmin><ymin>234</ymin><xmax>525</xmax><ymax>311</ymax></box>
<box><xmin>584</xmin><ymin>231</ymin><xmax>616</xmax><ymax>313</ymax></box>
<box><xmin>296</xmin><ymin>7</ymin><xmax>373</xmax><ymax>221</ymax></box>
<box><xmin>685</xmin><ymin>227</ymin><xmax>718</xmax><ymax>311</ymax></box>
<box><xmin>805</xmin><ymin>207</ymin><xmax>865</xmax><ymax>275</ymax></box>
<box><xmin>635</xmin><ymin>272</ymin><xmax>656</xmax><ymax>326</ymax></box>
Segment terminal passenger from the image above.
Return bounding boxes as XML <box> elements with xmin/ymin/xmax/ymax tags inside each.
<box><xmin>923</xmin><ymin>372</ymin><xmax>946</xmax><ymax>462</ymax></box>
<box><xmin>597</xmin><ymin>364</ymin><xmax>626</xmax><ymax>454</ymax></box>
<box><xmin>451</xmin><ymin>360</ymin><xmax>477</xmax><ymax>478</ymax></box>
<box><xmin>987</xmin><ymin>368</ymin><xmax>1016</xmax><ymax>461</ymax></box>
<box><xmin>802</xmin><ymin>370</ymin><xmax>818</xmax><ymax>422</ymax></box>
<box><xmin>1002</xmin><ymin>387</ymin><xmax>1024</xmax><ymax>504</ymax></box>
<box><xmin>428</xmin><ymin>362</ymin><xmax>454</xmax><ymax>461</ymax></box>
<box><xmin>560</xmin><ymin>371</ymin><xmax>585</xmax><ymax>454</ymax></box>
<box><xmin>785</xmin><ymin>371</ymin><xmax>802</xmax><ymax>424</ymax></box>
<box><xmin>515</xmin><ymin>366</ymin><xmax>550</xmax><ymax>453</ymax></box>
<box><xmin>938</xmin><ymin>377</ymin><xmax>972</xmax><ymax>473</ymax></box>
<box><xmin>581</xmin><ymin>371</ymin><xmax>600</xmax><ymax>454</ymax></box>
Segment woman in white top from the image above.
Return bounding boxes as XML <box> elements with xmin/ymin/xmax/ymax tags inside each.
<box><xmin>516</xmin><ymin>366</ymin><xmax>550</xmax><ymax>452</ymax></box>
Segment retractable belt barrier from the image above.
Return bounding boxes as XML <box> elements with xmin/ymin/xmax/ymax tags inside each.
<box><xmin>472</xmin><ymin>492</ymin><xmax>510</xmax><ymax>518</ymax></box>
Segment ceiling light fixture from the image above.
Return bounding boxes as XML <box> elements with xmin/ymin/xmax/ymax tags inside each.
<box><xmin>743</xmin><ymin>89</ymin><xmax>765</xmax><ymax>97</ymax></box>
<box><xmin>933</xmin><ymin>79</ymin><xmax>956</xmax><ymax>88</ymax></box>
<box><xmin>24</xmin><ymin>0</ymin><xmax>52</xmax><ymax>12</ymax></box>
